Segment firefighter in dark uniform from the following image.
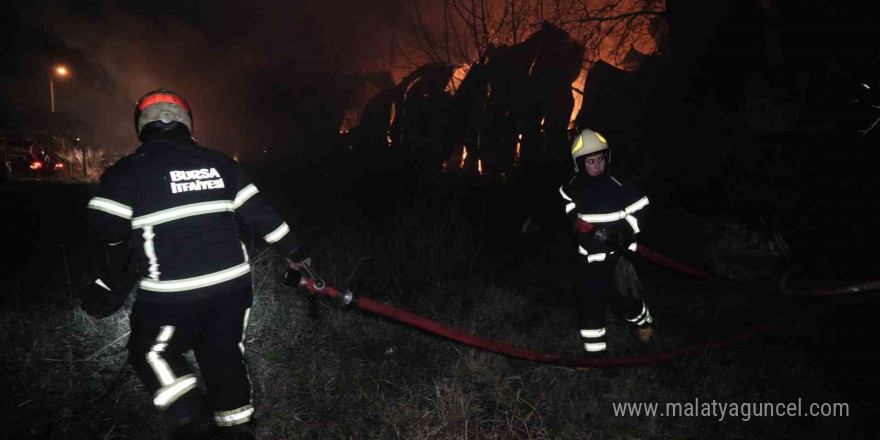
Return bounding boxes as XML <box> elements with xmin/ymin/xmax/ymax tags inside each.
<box><xmin>79</xmin><ymin>89</ymin><xmax>309</xmax><ymax>439</ymax></box>
<box><xmin>558</xmin><ymin>129</ymin><xmax>652</xmax><ymax>357</ymax></box>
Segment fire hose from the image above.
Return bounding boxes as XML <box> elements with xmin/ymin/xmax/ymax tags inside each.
<box><xmin>633</xmin><ymin>245</ymin><xmax>880</xmax><ymax>297</ymax></box>
<box><xmin>285</xmin><ymin>262</ymin><xmax>779</xmax><ymax>368</ymax></box>
<box><xmin>284</xmin><ymin>245</ymin><xmax>879</xmax><ymax>368</ymax></box>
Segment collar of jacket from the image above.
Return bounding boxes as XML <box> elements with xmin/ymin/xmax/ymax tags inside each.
<box><xmin>573</xmin><ymin>170</ymin><xmax>612</xmax><ymax>187</ymax></box>
<box><xmin>137</xmin><ymin>137</ymin><xmax>198</xmax><ymax>153</ymax></box>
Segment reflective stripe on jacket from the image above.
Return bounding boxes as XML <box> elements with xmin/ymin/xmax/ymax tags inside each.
<box><xmin>87</xmin><ymin>138</ymin><xmax>303</xmax><ymax>302</ymax></box>
<box><xmin>559</xmin><ymin>174</ymin><xmax>648</xmax><ymax>262</ymax></box>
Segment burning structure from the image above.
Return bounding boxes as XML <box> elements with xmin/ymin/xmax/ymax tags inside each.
<box><xmin>345</xmin><ymin>22</ymin><xmax>627</xmax><ymax>177</ymax></box>
<box><xmin>339</xmin><ymin>0</ymin><xmax>666</xmax><ymax>177</ymax></box>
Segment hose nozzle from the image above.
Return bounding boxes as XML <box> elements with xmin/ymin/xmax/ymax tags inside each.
<box><xmin>283</xmin><ymin>264</ymin><xmax>325</xmax><ymax>290</ymax></box>
<box><xmin>338</xmin><ymin>288</ymin><xmax>358</xmax><ymax>307</ymax></box>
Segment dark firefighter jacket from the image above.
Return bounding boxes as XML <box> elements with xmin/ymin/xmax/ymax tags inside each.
<box><xmin>559</xmin><ymin>173</ymin><xmax>649</xmax><ymax>263</ymax></box>
<box><xmin>86</xmin><ymin>137</ymin><xmax>304</xmax><ymax>303</ymax></box>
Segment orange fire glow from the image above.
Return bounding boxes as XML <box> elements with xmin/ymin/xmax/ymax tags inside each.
<box><xmin>337</xmin><ymin>0</ymin><xmax>664</xmax><ymax>154</ymax></box>
<box><xmin>460</xmin><ymin>146</ymin><xmax>468</xmax><ymax>168</ymax></box>
<box><xmin>338</xmin><ymin>106</ymin><xmax>362</xmax><ymax>134</ymax></box>
<box><xmin>515</xmin><ymin>134</ymin><xmax>522</xmax><ymax>165</ymax></box>
<box><xmin>387</xmin><ymin>101</ymin><xmax>397</xmax><ymax>146</ymax></box>
<box><xmin>446</xmin><ymin>64</ymin><xmax>472</xmax><ymax>93</ymax></box>
<box><xmin>477</xmin><ymin>159</ymin><xmax>482</xmax><ymax>175</ymax></box>
<box><xmin>570</xmin><ymin>67</ymin><xmax>588</xmax><ymax>129</ymax></box>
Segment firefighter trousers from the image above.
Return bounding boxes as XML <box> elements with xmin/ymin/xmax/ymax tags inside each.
<box><xmin>574</xmin><ymin>255</ymin><xmax>651</xmax><ymax>355</ymax></box>
<box><xmin>127</xmin><ymin>287</ymin><xmax>254</xmax><ymax>430</ymax></box>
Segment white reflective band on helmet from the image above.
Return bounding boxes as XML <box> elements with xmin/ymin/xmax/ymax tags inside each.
<box><xmin>578</xmin><ymin>246</ymin><xmax>589</xmax><ymax>256</ymax></box>
<box><xmin>95</xmin><ymin>278</ymin><xmax>111</xmax><ymax>291</ymax></box>
<box><xmin>584</xmin><ymin>342</ymin><xmax>607</xmax><ymax>352</ymax></box>
<box><xmin>580</xmin><ymin>328</ymin><xmax>606</xmax><ymax>338</ymax></box>
<box><xmin>587</xmin><ymin>253</ymin><xmax>606</xmax><ymax>263</ymax></box>
<box><xmin>233</xmin><ymin>184</ymin><xmax>259</xmax><ymax>209</ymax></box>
<box><xmin>214</xmin><ymin>404</ymin><xmax>255</xmax><ymax>427</ymax></box>
<box><xmin>132</xmin><ymin>200</ymin><xmax>234</xmax><ymax>229</ymax></box>
<box><xmin>88</xmin><ymin>197</ymin><xmax>133</xmax><ymax>219</ymax></box>
<box><xmin>153</xmin><ymin>375</ymin><xmax>197</xmax><ymax>408</ymax></box>
<box><xmin>139</xmin><ymin>262</ymin><xmax>251</xmax><ymax>292</ymax></box>
<box><xmin>628</xmin><ymin>242</ymin><xmax>637</xmax><ymax>252</ymax></box>
<box><xmin>558</xmin><ymin>186</ymin><xmax>572</xmax><ymax>201</ymax></box>
<box><xmin>264</xmin><ymin>222</ymin><xmax>290</xmax><ymax>243</ymax></box>
<box><xmin>565</xmin><ymin>202</ymin><xmax>576</xmax><ymax>214</ymax></box>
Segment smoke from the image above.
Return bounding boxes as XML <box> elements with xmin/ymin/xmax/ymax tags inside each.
<box><xmin>14</xmin><ymin>0</ymin><xmax>406</xmax><ymax>157</ymax></box>
<box><xmin>7</xmin><ymin>0</ymin><xmax>662</xmax><ymax>157</ymax></box>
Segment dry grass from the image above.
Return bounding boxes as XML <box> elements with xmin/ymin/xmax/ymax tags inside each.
<box><xmin>0</xmin><ymin>188</ymin><xmax>864</xmax><ymax>439</ymax></box>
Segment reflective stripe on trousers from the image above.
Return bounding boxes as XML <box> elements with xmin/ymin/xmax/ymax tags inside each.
<box><xmin>625</xmin><ymin>302</ymin><xmax>653</xmax><ymax>327</ymax></box>
<box><xmin>215</xmin><ymin>404</ymin><xmax>254</xmax><ymax>427</ymax></box>
<box><xmin>580</xmin><ymin>327</ymin><xmax>607</xmax><ymax>353</ymax></box>
<box><xmin>146</xmin><ymin>326</ymin><xmax>198</xmax><ymax>409</ymax></box>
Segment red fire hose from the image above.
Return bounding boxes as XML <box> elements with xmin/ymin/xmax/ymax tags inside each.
<box><xmin>291</xmin><ymin>245</ymin><xmax>877</xmax><ymax>368</ymax></box>
<box><xmin>635</xmin><ymin>245</ymin><xmax>721</xmax><ymax>281</ymax></box>
<box><xmin>635</xmin><ymin>245</ymin><xmax>880</xmax><ymax>297</ymax></box>
<box><xmin>783</xmin><ymin>279</ymin><xmax>880</xmax><ymax>296</ymax></box>
<box><xmin>298</xmin><ymin>278</ymin><xmax>778</xmax><ymax>368</ymax></box>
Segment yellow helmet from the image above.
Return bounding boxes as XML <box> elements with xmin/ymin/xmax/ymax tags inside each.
<box><xmin>571</xmin><ymin>128</ymin><xmax>609</xmax><ymax>173</ymax></box>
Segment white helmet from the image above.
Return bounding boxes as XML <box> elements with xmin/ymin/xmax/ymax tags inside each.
<box><xmin>571</xmin><ymin>128</ymin><xmax>608</xmax><ymax>173</ymax></box>
<box><xmin>134</xmin><ymin>89</ymin><xmax>193</xmax><ymax>139</ymax></box>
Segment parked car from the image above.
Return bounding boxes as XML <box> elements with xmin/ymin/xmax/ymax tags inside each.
<box><xmin>2</xmin><ymin>138</ymin><xmax>69</xmax><ymax>179</ymax></box>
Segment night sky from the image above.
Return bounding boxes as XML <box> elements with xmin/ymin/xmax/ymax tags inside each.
<box><xmin>2</xmin><ymin>1</ymin><xmax>878</xmax><ymax>167</ymax></box>
<box><xmin>1</xmin><ymin>0</ymin><xmax>408</xmax><ymax>157</ymax></box>
<box><xmin>4</xmin><ymin>0</ymin><xmax>876</xmax><ymax>304</ymax></box>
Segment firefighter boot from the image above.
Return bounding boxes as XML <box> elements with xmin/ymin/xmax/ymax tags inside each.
<box><xmin>636</xmin><ymin>323</ymin><xmax>653</xmax><ymax>344</ymax></box>
<box><xmin>216</xmin><ymin>419</ymin><xmax>258</xmax><ymax>440</ymax></box>
<box><xmin>573</xmin><ymin>343</ymin><xmax>609</xmax><ymax>373</ymax></box>
<box><xmin>622</xmin><ymin>301</ymin><xmax>653</xmax><ymax>344</ymax></box>
<box><xmin>165</xmin><ymin>392</ymin><xmax>214</xmax><ymax>440</ymax></box>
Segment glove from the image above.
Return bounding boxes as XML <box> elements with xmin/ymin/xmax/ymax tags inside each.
<box><xmin>287</xmin><ymin>256</ymin><xmax>313</xmax><ymax>271</ymax></box>
<box><xmin>286</xmin><ymin>240</ymin><xmax>313</xmax><ymax>267</ymax></box>
<box><xmin>595</xmin><ymin>229</ymin><xmax>631</xmax><ymax>253</ymax></box>
<box><xmin>574</xmin><ymin>218</ymin><xmax>594</xmax><ymax>233</ymax></box>
<box><xmin>613</xmin><ymin>239</ymin><xmax>633</xmax><ymax>254</ymax></box>
<box><xmin>79</xmin><ymin>279</ymin><xmax>125</xmax><ymax>318</ymax></box>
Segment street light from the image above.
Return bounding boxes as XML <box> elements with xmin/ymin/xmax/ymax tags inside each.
<box><xmin>50</xmin><ymin>66</ymin><xmax>69</xmax><ymax>113</ymax></box>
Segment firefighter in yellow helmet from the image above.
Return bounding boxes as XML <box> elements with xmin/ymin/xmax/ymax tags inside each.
<box><xmin>558</xmin><ymin>129</ymin><xmax>653</xmax><ymax>357</ymax></box>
